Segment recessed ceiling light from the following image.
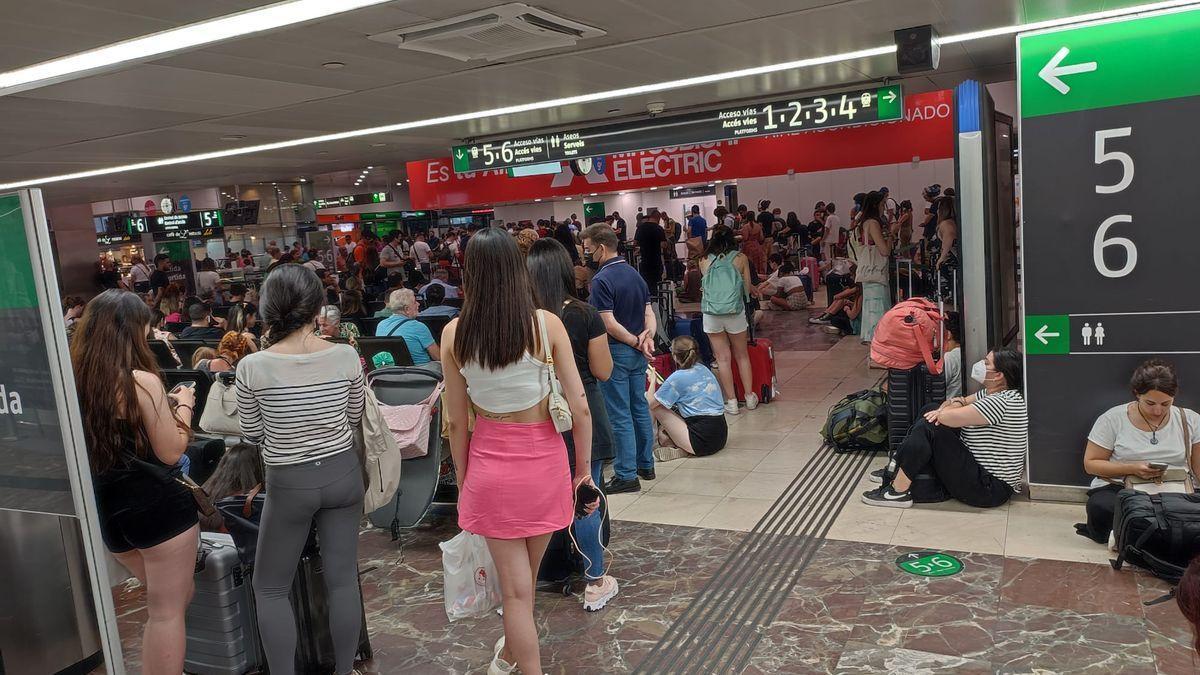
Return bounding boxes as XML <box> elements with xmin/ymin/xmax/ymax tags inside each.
<box><xmin>316</xmin><ymin>151</ymin><xmax>329</xmax><ymax>156</ymax></box>
<box><xmin>366</xmin><ymin>166</ymin><xmax>373</xmax><ymax>169</ymax></box>
<box><xmin>674</xmin><ymin>186</ymin><xmax>683</xmax><ymax>190</ymax></box>
<box><xmin>220</xmin><ymin>134</ymin><xmax>246</xmax><ymax>141</ymax></box>
<box><xmin>714</xmin><ymin>180</ymin><xmax>723</xmax><ymax>184</ymax></box>
<box><xmin>619</xmin><ymin>191</ymin><xmax>626</xmax><ymax>195</ymax></box>
<box><xmin>0</xmin><ymin>0</ymin><xmax>393</xmax><ymax>96</ymax></box>
<box><xmin>299</xmin><ymin>178</ymin><xmax>307</xmax><ymax>182</ymax></box>
<box><xmin>565</xmin><ymin>197</ymin><xmax>573</xmax><ymax>200</ymax></box>
<box><xmin>649</xmin><ymin>186</ymin><xmax>658</xmax><ymax>190</ymax></box>
<box><xmin>590</xmin><ymin>192</ymin><xmax>598</xmax><ymax>196</ymax></box>
<box><xmin>534</xmin><ymin>198</ymin><xmax>542</xmax><ymax>202</ymax></box>
<box><xmin>395</xmin><ymin>182</ymin><xmax>402</xmax><ymax>186</ymax></box>
<box><xmin>370</xmin><ymin>142</ymin><xmax>387</xmax><ymax>147</ymax></box>
<box><xmin>322</xmin><ymin>61</ymin><xmax>346</xmax><ymax>70</ymax></box>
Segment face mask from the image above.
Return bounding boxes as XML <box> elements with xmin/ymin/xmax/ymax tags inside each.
<box><xmin>971</xmin><ymin>359</ymin><xmax>988</xmax><ymax>384</ymax></box>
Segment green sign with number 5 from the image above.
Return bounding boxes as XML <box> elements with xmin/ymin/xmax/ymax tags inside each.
<box><xmin>895</xmin><ymin>551</ymin><xmax>964</xmax><ymax>577</ymax></box>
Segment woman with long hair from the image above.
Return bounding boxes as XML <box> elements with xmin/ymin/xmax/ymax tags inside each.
<box><xmin>699</xmin><ymin>225</ymin><xmax>758</xmax><ymax>414</ymax></box>
<box><xmin>740</xmin><ymin>206</ymin><xmax>767</xmax><ymax>273</ymax></box>
<box><xmin>855</xmin><ymin>190</ymin><xmax>893</xmax><ymax>344</ymax></box>
<box><xmin>225</xmin><ymin>302</ymin><xmax>258</xmax><ymax>342</ymax></box>
<box><xmin>71</xmin><ymin>290</ymin><xmax>199</xmax><ymax>675</ymax></box>
<box><xmin>526</xmin><ymin>238</ymin><xmax>619</xmax><ymax>611</ymax></box>
<box><xmin>197</xmin><ymin>331</ymin><xmax>257</xmax><ymax>375</ymax></box>
<box><xmin>235</xmin><ymin>264</ymin><xmax>367</xmax><ymax>675</ymax></box>
<box><xmin>442</xmin><ymin>228</ymin><xmax>595</xmax><ymax>674</ymax></box>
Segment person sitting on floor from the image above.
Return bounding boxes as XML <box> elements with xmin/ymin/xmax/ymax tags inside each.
<box><xmin>808</xmin><ymin>284</ymin><xmax>863</xmax><ymax>337</ymax></box>
<box><xmin>676</xmin><ymin>258</ymin><xmax>703</xmax><ymax>303</ymax></box>
<box><xmin>649</xmin><ymin>336</ymin><xmax>729</xmax><ymax>462</ymax></box>
<box><xmin>863</xmin><ymin>348</ymin><xmax>1027</xmax><ymax>509</ymax></box>
<box><xmin>1075</xmin><ymin>359</ymin><xmax>1200</xmax><ymax>545</ymax></box>
<box><xmin>756</xmin><ymin>261</ymin><xmax>809</xmax><ymax>311</ymax></box>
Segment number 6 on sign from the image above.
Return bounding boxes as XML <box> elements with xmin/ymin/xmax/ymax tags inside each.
<box><xmin>1094</xmin><ymin>214</ymin><xmax>1137</xmax><ymax>278</ymax></box>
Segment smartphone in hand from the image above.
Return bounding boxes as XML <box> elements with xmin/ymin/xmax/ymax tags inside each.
<box><xmin>169</xmin><ymin>381</ymin><xmax>196</xmax><ymax>395</ymax></box>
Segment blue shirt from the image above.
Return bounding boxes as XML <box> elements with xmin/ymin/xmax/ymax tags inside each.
<box><xmin>418</xmin><ymin>305</ymin><xmax>459</xmax><ymax>319</ymax></box>
<box><xmin>687</xmin><ymin>215</ymin><xmax>708</xmax><ymax>241</ymax></box>
<box><xmin>589</xmin><ymin>257</ymin><xmax>650</xmax><ymax>340</ymax></box>
<box><xmin>375</xmin><ymin>315</ymin><xmax>435</xmax><ymax>365</ymax></box>
<box><xmin>655</xmin><ymin>365</ymin><xmax>725</xmax><ymax>418</ymax></box>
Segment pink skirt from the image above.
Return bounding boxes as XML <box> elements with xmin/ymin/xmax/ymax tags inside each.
<box><xmin>458</xmin><ymin>417</ymin><xmax>573</xmax><ymax>539</ymax></box>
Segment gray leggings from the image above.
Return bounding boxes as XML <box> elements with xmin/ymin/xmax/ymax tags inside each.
<box><xmin>254</xmin><ymin>450</ymin><xmax>365</xmax><ymax>675</ymax></box>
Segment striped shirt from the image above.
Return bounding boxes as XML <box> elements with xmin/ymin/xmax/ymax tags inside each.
<box><xmin>236</xmin><ymin>344</ymin><xmax>366</xmax><ymax>466</ymax></box>
<box><xmin>960</xmin><ymin>388</ymin><xmax>1028</xmax><ymax>491</ymax></box>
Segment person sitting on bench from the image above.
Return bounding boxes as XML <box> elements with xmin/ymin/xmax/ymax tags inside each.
<box><xmin>1075</xmin><ymin>359</ymin><xmax>1200</xmax><ymax>545</ymax></box>
<box><xmin>649</xmin><ymin>336</ymin><xmax>729</xmax><ymax>462</ymax></box>
<box><xmin>862</xmin><ymin>348</ymin><xmax>1027</xmax><ymax>509</ymax></box>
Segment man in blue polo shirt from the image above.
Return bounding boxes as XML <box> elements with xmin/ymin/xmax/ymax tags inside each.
<box><xmin>581</xmin><ymin>223</ymin><xmax>656</xmax><ymax>494</ymax></box>
<box><xmin>686</xmin><ymin>205</ymin><xmax>708</xmax><ymax>247</ymax></box>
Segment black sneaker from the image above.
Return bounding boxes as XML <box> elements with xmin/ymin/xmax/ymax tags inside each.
<box><xmin>861</xmin><ymin>486</ymin><xmax>913</xmax><ymax>508</ymax></box>
<box><xmin>604</xmin><ymin>477</ymin><xmax>642</xmax><ymax>494</ymax></box>
<box><xmin>637</xmin><ymin>467</ymin><xmax>656</xmax><ymax>481</ymax></box>
<box><xmin>868</xmin><ymin>467</ymin><xmax>888</xmax><ymax>484</ymax></box>
<box><xmin>808</xmin><ymin>315</ymin><xmax>832</xmax><ymax>325</ymax></box>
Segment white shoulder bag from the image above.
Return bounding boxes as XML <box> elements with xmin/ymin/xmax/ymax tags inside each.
<box><xmin>536</xmin><ymin>310</ymin><xmax>573</xmax><ymax>433</ymax></box>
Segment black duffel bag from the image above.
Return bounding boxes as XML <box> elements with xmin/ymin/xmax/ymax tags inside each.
<box><xmin>1110</xmin><ymin>489</ymin><xmax>1200</xmax><ymax>583</ymax></box>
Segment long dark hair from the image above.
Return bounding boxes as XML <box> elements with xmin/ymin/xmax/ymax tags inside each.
<box><xmin>226</xmin><ymin>302</ymin><xmax>254</xmax><ymax>334</ymax></box>
<box><xmin>70</xmin><ymin>290</ymin><xmax>161</xmax><ymax>472</ymax></box>
<box><xmin>456</xmin><ymin>227</ymin><xmax>537</xmax><ymax>369</ymax></box>
<box><xmin>991</xmin><ymin>348</ymin><xmax>1024</xmax><ymax>393</ymax></box>
<box><xmin>704</xmin><ymin>225</ymin><xmax>739</xmax><ymax>257</ymax></box>
<box><xmin>202</xmin><ymin>442</ymin><xmax>264</xmax><ymax>502</ymax></box>
<box><xmin>786</xmin><ymin>212</ymin><xmax>802</xmax><ymax>230</ymax></box>
<box><xmin>260</xmin><ymin>264</ymin><xmax>323</xmax><ymax>341</ymax></box>
<box><xmin>859</xmin><ymin>190</ymin><xmax>885</xmax><ymax>225</ymax></box>
<box><xmin>526</xmin><ymin>238</ymin><xmax>577</xmax><ymax>316</ymax></box>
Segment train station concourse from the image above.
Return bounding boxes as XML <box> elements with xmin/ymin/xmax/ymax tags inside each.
<box><xmin>3</xmin><ymin>1</ymin><xmax>1200</xmax><ymax>674</ymax></box>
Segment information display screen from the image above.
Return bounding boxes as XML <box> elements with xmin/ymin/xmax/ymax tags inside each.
<box><xmin>1019</xmin><ymin>7</ymin><xmax>1200</xmax><ymax>487</ymax></box>
<box><xmin>125</xmin><ymin>209</ymin><xmax>222</xmax><ymax>238</ymax></box>
<box><xmin>312</xmin><ymin>192</ymin><xmax>391</xmax><ymax>210</ymax></box>
<box><xmin>452</xmin><ymin>85</ymin><xmax>902</xmax><ymax>173</ymax></box>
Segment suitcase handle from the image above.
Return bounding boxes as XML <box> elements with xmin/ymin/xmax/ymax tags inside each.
<box><xmin>243</xmin><ymin>483</ymin><xmax>264</xmax><ymax>518</ymax></box>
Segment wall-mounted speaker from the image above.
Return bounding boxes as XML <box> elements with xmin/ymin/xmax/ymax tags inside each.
<box><xmin>895</xmin><ymin>25</ymin><xmax>941</xmax><ymax>75</ymax></box>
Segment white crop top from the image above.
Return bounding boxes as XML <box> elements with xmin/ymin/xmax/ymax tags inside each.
<box><xmin>459</xmin><ymin>310</ymin><xmax>552</xmax><ymax>413</ymax></box>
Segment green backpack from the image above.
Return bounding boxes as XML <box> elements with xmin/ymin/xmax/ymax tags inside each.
<box><xmin>701</xmin><ymin>253</ymin><xmax>745</xmax><ymax>315</ymax></box>
<box><xmin>822</xmin><ymin>388</ymin><xmax>889</xmax><ymax>452</ymax></box>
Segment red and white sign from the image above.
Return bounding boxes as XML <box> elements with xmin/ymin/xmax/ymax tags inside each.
<box><xmin>408</xmin><ymin>90</ymin><xmax>954</xmax><ymax>210</ymax></box>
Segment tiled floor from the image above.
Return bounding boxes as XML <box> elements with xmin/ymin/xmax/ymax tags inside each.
<box><xmin>102</xmin><ymin>299</ymin><xmax>1198</xmax><ymax>674</ymax></box>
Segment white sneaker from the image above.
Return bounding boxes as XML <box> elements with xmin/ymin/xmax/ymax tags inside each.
<box><xmin>724</xmin><ymin>399</ymin><xmax>740</xmax><ymax>415</ymax></box>
<box><xmin>488</xmin><ymin>636</ymin><xmax>515</xmax><ymax>675</ymax></box>
<box><xmin>583</xmin><ymin>575</ymin><xmax>619</xmax><ymax>612</ymax></box>
<box><xmin>654</xmin><ymin>445</ymin><xmax>690</xmax><ymax>462</ymax></box>
<box><xmin>745</xmin><ymin>392</ymin><xmax>759</xmax><ymax>410</ymax></box>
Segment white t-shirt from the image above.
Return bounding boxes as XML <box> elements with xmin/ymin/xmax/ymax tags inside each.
<box><xmin>769</xmin><ymin>275</ymin><xmax>804</xmax><ymax>294</ymax></box>
<box><xmin>413</xmin><ymin>241</ymin><xmax>431</xmax><ymax>264</ymax></box>
<box><xmin>130</xmin><ymin>263</ymin><xmax>153</xmax><ymax>285</ymax></box>
<box><xmin>823</xmin><ymin>214</ymin><xmax>842</xmax><ymax>244</ymax></box>
<box><xmin>943</xmin><ymin>346</ymin><xmax>963</xmax><ymax>398</ymax></box>
<box><xmin>1087</xmin><ymin>404</ymin><xmax>1200</xmax><ymax>488</ymax></box>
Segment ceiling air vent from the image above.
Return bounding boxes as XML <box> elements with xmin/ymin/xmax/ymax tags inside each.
<box><xmin>368</xmin><ymin>3</ymin><xmax>605</xmax><ymax>62</ymax></box>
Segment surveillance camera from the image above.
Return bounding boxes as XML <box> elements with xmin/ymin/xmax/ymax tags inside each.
<box><xmin>646</xmin><ymin>101</ymin><xmax>666</xmax><ymax>116</ymax></box>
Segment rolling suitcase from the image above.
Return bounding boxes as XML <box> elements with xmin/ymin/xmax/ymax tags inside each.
<box><xmin>292</xmin><ymin>553</ymin><xmax>374</xmax><ymax>671</ymax></box>
<box><xmin>186</xmin><ymin>534</ymin><xmax>264</xmax><ymax>675</ymax></box>
<box><xmin>731</xmin><ymin>338</ymin><xmax>777</xmax><ymax>404</ymax></box>
<box><xmin>537</xmin><ymin>503</ymin><xmax>612</xmax><ymax>593</ymax></box>
<box><xmin>678</xmin><ymin>312</ymin><xmax>714</xmax><ymax>365</ymax></box>
<box><xmin>651</xmin><ymin>353</ymin><xmax>675</xmax><ymax>380</ymax></box>
<box><xmin>885</xmin><ymin>364</ymin><xmax>948</xmax><ymax>503</ymax></box>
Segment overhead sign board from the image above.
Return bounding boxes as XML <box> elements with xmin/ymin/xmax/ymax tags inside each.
<box><xmin>312</xmin><ymin>192</ymin><xmax>391</xmax><ymax>210</ymax></box>
<box><xmin>670</xmin><ymin>185</ymin><xmax>716</xmax><ymax>199</ymax></box>
<box><xmin>452</xmin><ymin>84</ymin><xmax>903</xmax><ymax>173</ymax></box>
<box><xmin>125</xmin><ymin>209</ymin><xmax>222</xmax><ymax>238</ymax></box>
<box><xmin>1019</xmin><ymin>6</ymin><xmax>1200</xmax><ymax>488</ymax></box>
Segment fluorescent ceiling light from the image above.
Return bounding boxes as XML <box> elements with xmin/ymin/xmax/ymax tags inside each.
<box><xmin>0</xmin><ymin>0</ymin><xmax>393</xmax><ymax>97</ymax></box>
<box><xmin>4</xmin><ymin>0</ymin><xmax>1196</xmax><ymax>191</ymax></box>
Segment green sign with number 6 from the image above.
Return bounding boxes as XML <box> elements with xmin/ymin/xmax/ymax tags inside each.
<box><xmin>895</xmin><ymin>551</ymin><xmax>964</xmax><ymax>577</ymax></box>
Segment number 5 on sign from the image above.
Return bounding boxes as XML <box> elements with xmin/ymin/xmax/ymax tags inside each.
<box><xmin>1094</xmin><ymin>127</ymin><xmax>1133</xmax><ymax>194</ymax></box>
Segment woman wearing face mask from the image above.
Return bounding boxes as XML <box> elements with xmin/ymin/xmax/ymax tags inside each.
<box><xmin>863</xmin><ymin>348</ymin><xmax>1028</xmax><ymax>509</ymax></box>
<box><xmin>1075</xmin><ymin>360</ymin><xmax>1200</xmax><ymax>545</ymax></box>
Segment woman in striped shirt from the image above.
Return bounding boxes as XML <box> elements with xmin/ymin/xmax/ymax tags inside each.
<box><xmin>236</xmin><ymin>264</ymin><xmax>367</xmax><ymax>675</ymax></box>
<box><xmin>863</xmin><ymin>348</ymin><xmax>1027</xmax><ymax>509</ymax></box>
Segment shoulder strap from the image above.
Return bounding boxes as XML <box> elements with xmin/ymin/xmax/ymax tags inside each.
<box><xmin>535</xmin><ymin>310</ymin><xmax>563</xmax><ymax>397</ymax></box>
<box><xmin>242</xmin><ymin>483</ymin><xmax>264</xmax><ymax>518</ymax></box>
<box><xmin>1181</xmin><ymin>409</ymin><xmax>1193</xmax><ymax>484</ymax></box>
<box><xmin>386</xmin><ymin>316</ymin><xmax>410</xmax><ymax>336</ymax></box>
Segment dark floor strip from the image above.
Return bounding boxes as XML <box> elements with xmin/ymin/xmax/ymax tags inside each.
<box><xmin>634</xmin><ymin>443</ymin><xmax>875</xmax><ymax>675</ymax></box>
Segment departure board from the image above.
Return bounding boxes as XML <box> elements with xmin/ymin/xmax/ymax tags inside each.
<box><xmin>451</xmin><ymin>85</ymin><xmax>903</xmax><ymax>173</ymax></box>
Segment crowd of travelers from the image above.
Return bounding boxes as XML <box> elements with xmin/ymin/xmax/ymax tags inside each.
<box><xmin>68</xmin><ymin>181</ymin><xmax>1200</xmax><ymax>673</ymax></box>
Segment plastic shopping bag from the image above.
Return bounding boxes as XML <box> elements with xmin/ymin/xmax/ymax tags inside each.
<box><xmin>440</xmin><ymin>530</ymin><xmax>501</xmax><ymax>621</ymax></box>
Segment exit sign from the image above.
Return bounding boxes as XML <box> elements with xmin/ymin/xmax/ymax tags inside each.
<box><xmin>312</xmin><ymin>192</ymin><xmax>392</xmax><ymax>210</ymax></box>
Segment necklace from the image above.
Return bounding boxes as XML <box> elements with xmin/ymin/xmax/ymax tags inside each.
<box><xmin>1135</xmin><ymin>403</ymin><xmax>1168</xmax><ymax>445</ymax></box>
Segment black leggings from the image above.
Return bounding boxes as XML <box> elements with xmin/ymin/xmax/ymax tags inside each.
<box><xmin>1080</xmin><ymin>484</ymin><xmax>1123</xmax><ymax>543</ymax></box>
<box><xmin>895</xmin><ymin>405</ymin><xmax>1013</xmax><ymax>508</ymax></box>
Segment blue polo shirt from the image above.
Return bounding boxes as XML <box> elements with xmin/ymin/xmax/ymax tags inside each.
<box><xmin>687</xmin><ymin>215</ymin><xmax>708</xmax><ymax>242</ymax></box>
<box><xmin>376</xmin><ymin>315</ymin><xmax>435</xmax><ymax>365</ymax></box>
<box><xmin>590</xmin><ymin>257</ymin><xmax>650</xmax><ymax>341</ymax></box>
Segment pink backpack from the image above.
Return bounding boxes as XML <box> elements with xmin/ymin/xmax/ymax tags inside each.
<box><xmin>870</xmin><ymin>298</ymin><xmax>944</xmax><ymax>374</ymax></box>
<box><xmin>379</xmin><ymin>381</ymin><xmax>445</xmax><ymax>459</ymax></box>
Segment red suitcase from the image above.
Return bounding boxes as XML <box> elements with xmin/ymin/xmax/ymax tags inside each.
<box><xmin>651</xmin><ymin>353</ymin><xmax>675</xmax><ymax>381</ymax></box>
<box><xmin>731</xmin><ymin>337</ymin><xmax>777</xmax><ymax>404</ymax></box>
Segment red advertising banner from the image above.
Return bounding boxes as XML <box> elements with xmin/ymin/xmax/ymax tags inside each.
<box><xmin>408</xmin><ymin>90</ymin><xmax>953</xmax><ymax>210</ymax></box>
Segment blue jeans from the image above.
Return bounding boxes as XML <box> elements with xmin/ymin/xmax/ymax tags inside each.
<box><xmin>573</xmin><ymin>460</ymin><xmax>606</xmax><ymax>579</ymax></box>
<box><xmin>601</xmin><ymin>343</ymin><xmax>654</xmax><ymax>482</ymax></box>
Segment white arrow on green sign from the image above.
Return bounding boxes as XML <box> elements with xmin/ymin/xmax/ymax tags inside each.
<box><xmin>1038</xmin><ymin>46</ymin><xmax>1097</xmax><ymax>95</ymax></box>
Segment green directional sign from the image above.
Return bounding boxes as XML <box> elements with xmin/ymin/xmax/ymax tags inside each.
<box><xmin>1025</xmin><ymin>314</ymin><xmax>1069</xmax><ymax>355</ymax></box>
<box><xmin>1020</xmin><ymin>8</ymin><xmax>1200</xmax><ymax>117</ymax></box>
<box><xmin>895</xmin><ymin>551</ymin><xmax>963</xmax><ymax>578</ymax></box>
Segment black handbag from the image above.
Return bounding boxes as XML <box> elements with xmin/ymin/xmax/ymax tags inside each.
<box><xmin>215</xmin><ymin>485</ymin><xmax>318</xmax><ymax>566</ymax></box>
<box><xmin>1111</xmin><ymin>490</ymin><xmax>1200</xmax><ymax>583</ymax></box>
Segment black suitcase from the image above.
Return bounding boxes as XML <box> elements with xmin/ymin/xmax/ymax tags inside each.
<box><xmin>887</xmin><ymin>365</ymin><xmax>948</xmax><ymax>503</ymax></box>
<box><xmin>185</xmin><ymin>436</ymin><xmax>226</xmax><ymax>487</ymax></box>
<box><xmin>186</xmin><ymin>534</ymin><xmax>264</xmax><ymax>675</ymax></box>
<box><xmin>292</xmin><ymin>553</ymin><xmax>374</xmax><ymax>671</ymax></box>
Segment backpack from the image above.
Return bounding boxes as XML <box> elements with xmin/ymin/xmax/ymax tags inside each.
<box><xmin>1111</xmin><ymin>490</ymin><xmax>1200</xmax><ymax>583</ymax></box>
<box><xmin>870</xmin><ymin>298</ymin><xmax>943</xmax><ymax>374</ymax></box>
<box><xmin>822</xmin><ymin>388</ymin><xmax>888</xmax><ymax>452</ymax></box>
<box><xmin>701</xmin><ymin>253</ymin><xmax>745</xmax><ymax>315</ymax></box>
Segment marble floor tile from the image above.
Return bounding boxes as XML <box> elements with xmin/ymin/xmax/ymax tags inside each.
<box><xmin>676</xmin><ymin>447</ymin><xmax>769</xmax><ymax>472</ymax></box>
<box><xmin>1004</xmin><ymin>500</ymin><xmax>1113</xmax><ymax>565</ymax></box>
<box><xmin>649</xmin><ymin>467</ymin><xmax>748</xmax><ymax>498</ymax></box>
<box><xmin>891</xmin><ymin>504</ymin><xmax>1009</xmax><ymax>555</ymax></box>
<box><xmin>1136</xmin><ymin>573</ymin><xmax>1199</xmax><ymax>675</ymax></box>
<box><xmin>999</xmin><ymin>557</ymin><xmax>1144</xmax><ymax>617</ymax></box>
<box><xmin>849</xmin><ymin>589</ymin><xmax>999</xmax><ymax>661</ymax></box>
<box><xmin>613</xmin><ymin>491</ymin><xmax>723</xmax><ymax>527</ymax></box>
<box><xmin>834</xmin><ymin>641</ymin><xmax>993</xmax><ymax>675</ymax></box>
<box><xmin>727</xmin><ymin>471</ymin><xmax>795</xmax><ymax>500</ymax></box>
<box><xmin>988</xmin><ymin>602</ymin><xmax>1156</xmax><ymax>673</ymax></box>
<box><xmin>742</xmin><ymin>597</ymin><xmax>856</xmax><ymax>674</ymax></box>
<box><xmin>696</xmin><ymin>497</ymin><xmax>774</xmax><ymax>532</ymax></box>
